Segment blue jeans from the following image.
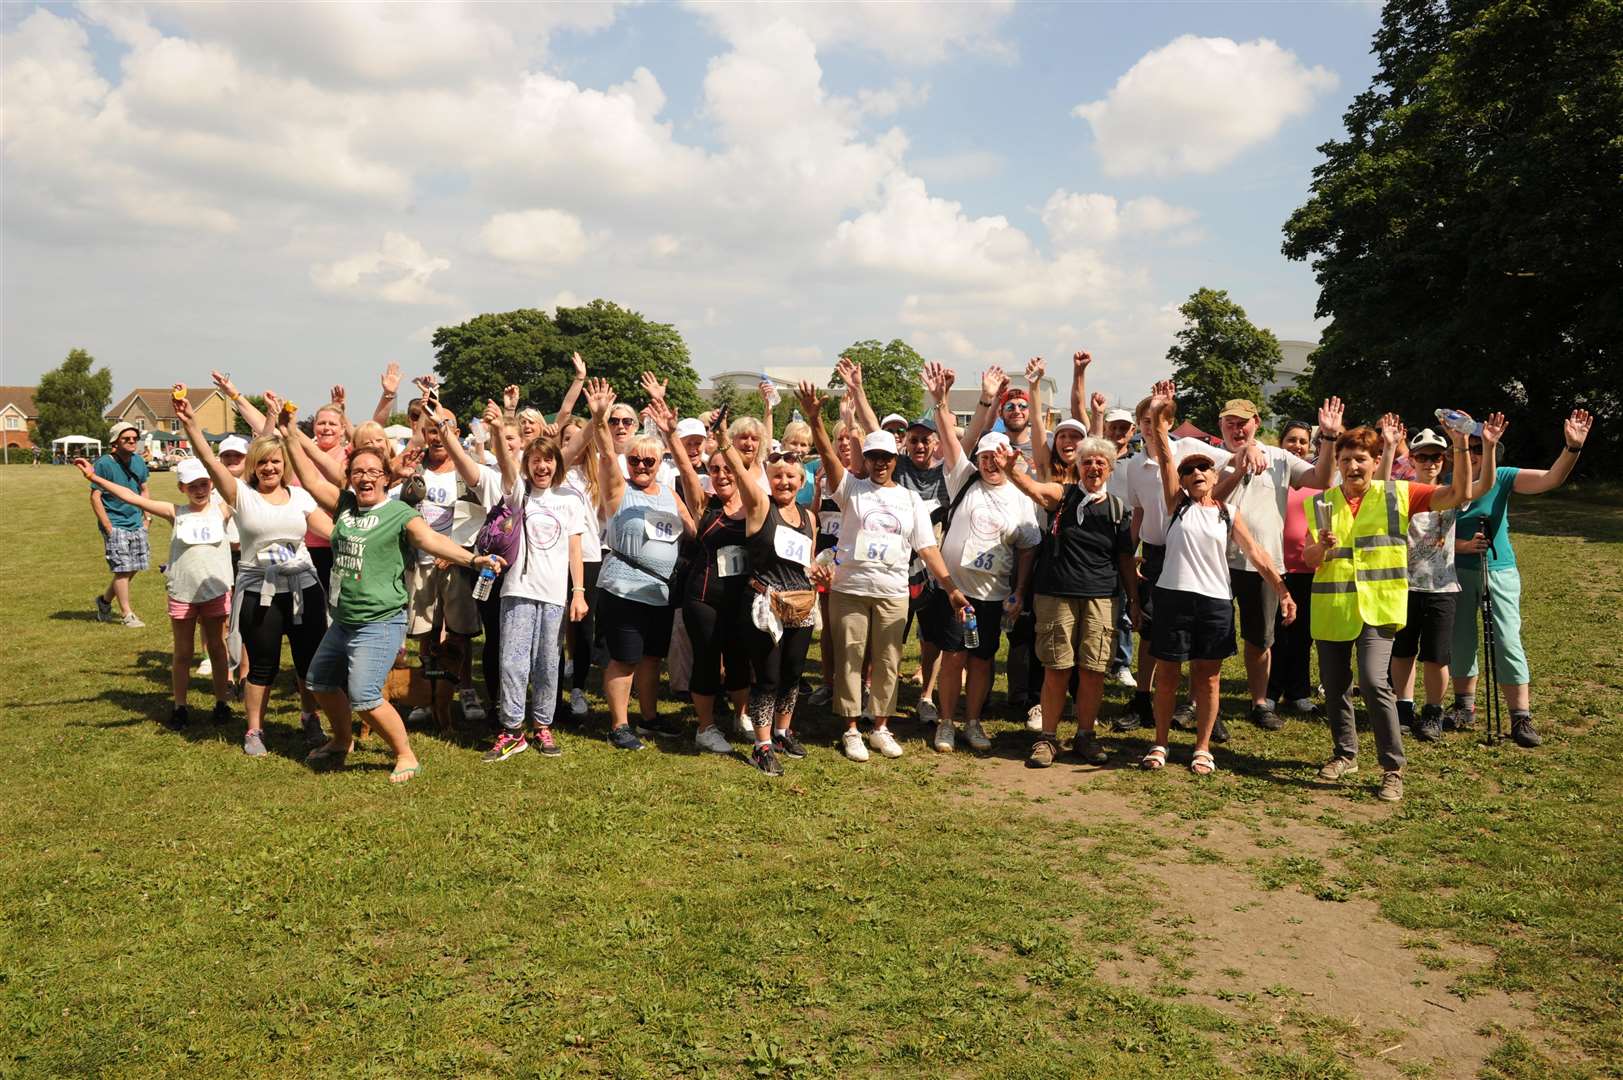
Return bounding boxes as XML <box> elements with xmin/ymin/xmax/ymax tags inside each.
<box><xmin>499</xmin><ymin>596</ymin><xmax>565</xmax><ymax>731</ymax></box>
<box><xmin>306</xmin><ymin>612</ymin><xmax>408</xmax><ymax>712</ymax></box>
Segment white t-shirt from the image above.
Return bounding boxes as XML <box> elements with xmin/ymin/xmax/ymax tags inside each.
<box><xmin>500</xmin><ymin>483</ymin><xmax>586</xmax><ymax>605</ymax></box>
<box><xmin>1126</xmin><ymin>440</ymin><xmax>1234</xmax><ymax>547</ymax></box>
<box><xmin>232</xmin><ymin>485</ymin><xmax>320</xmax><ymax>596</ymax></box>
<box><xmin>1159</xmin><ymin>502</ymin><xmax>1233</xmax><ymax>601</ymax></box>
<box><xmin>1222</xmin><ymin>442</ymin><xmax>1316</xmax><ymax>573</ymax></box>
<box><xmin>559</xmin><ymin>467</ymin><xmax>603</xmax><ymax>564</ymax></box>
<box><xmin>830</xmin><ymin>472</ymin><xmax>937</xmax><ymax>599</ymax></box>
<box><xmin>939</xmin><ymin>458</ymin><xmax>1042</xmax><ymax>601</ymax></box>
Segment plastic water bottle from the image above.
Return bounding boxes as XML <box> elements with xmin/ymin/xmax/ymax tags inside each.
<box><xmin>1434</xmin><ymin>409</ymin><xmax>1482</xmax><ymax>437</ymax></box>
<box><xmin>761</xmin><ymin>374</ymin><xmax>780</xmax><ymax>408</ymax></box>
<box><xmin>963</xmin><ymin>607</ymin><xmax>980</xmax><ymax>650</ymax></box>
<box><xmin>1002</xmin><ymin>593</ymin><xmax>1020</xmax><ymax>618</ymax></box>
<box><xmin>471</xmin><ymin>565</ymin><xmax>496</xmax><ymax>601</ymax></box>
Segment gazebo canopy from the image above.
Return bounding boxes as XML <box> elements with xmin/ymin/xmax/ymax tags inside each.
<box><xmin>52</xmin><ymin>434</ymin><xmax>103</xmax><ymax>448</ymax></box>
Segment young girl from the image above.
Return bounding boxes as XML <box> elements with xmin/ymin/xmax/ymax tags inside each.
<box><xmin>481</xmin><ymin>410</ymin><xmax>589</xmax><ymax>762</ymax></box>
<box><xmin>76</xmin><ymin>455</ymin><xmax>235</xmax><ymax>728</ymax></box>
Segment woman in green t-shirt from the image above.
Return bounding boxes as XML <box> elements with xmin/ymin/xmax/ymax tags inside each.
<box><xmin>286</xmin><ymin>431</ymin><xmax>504</xmax><ymax>783</ymax></box>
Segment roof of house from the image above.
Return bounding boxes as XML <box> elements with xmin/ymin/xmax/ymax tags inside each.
<box><xmin>106</xmin><ymin>386</ymin><xmax>225</xmax><ymax>422</ymax></box>
<box><xmin>0</xmin><ymin>387</ymin><xmax>38</xmax><ymax>416</ymax></box>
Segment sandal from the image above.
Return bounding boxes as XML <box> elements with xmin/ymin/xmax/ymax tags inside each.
<box><xmin>1190</xmin><ymin>748</ymin><xmax>1216</xmax><ymax>776</ymax></box>
<box><xmin>389</xmin><ymin>763</ymin><xmax>422</xmax><ymax>784</ymax></box>
<box><xmin>1140</xmin><ymin>745</ymin><xmax>1168</xmax><ymax>771</ymax></box>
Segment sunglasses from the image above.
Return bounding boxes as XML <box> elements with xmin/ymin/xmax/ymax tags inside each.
<box><xmin>1002</xmin><ymin>402</ymin><xmax>1029</xmax><ymax>412</ymax></box>
<box><xmin>1467</xmin><ymin>442</ymin><xmax>1484</xmax><ymax>453</ymax></box>
<box><xmin>863</xmin><ymin>451</ymin><xmax>895</xmax><ymax>462</ymax></box>
<box><xmin>608</xmin><ymin>417</ymin><xmax>637</xmax><ymax>427</ymax></box>
<box><xmin>1177</xmin><ymin>461</ymin><xmax>1215</xmax><ymax>477</ymax></box>
<box><xmin>1411</xmin><ymin>452</ymin><xmax>1445</xmax><ymax>463</ymax></box>
<box><xmin>766</xmin><ymin>451</ymin><xmax>802</xmax><ymax>464</ymax></box>
<box><xmin>626</xmin><ymin>455</ymin><xmax>658</xmax><ymax>469</ymax></box>
<box><xmin>705</xmin><ymin>463</ymin><xmax>732</xmax><ymax>475</ymax></box>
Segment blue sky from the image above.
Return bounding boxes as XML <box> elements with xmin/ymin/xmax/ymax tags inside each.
<box><xmin>1</xmin><ymin>1</ymin><xmax>1382</xmax><ymax>410</ymax></box>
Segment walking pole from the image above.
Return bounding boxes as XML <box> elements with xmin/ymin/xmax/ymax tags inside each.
<box><xmin>1481</xmin><ymin>574</ymin><xmax>1500</xmax><ymax>744</ymax></box>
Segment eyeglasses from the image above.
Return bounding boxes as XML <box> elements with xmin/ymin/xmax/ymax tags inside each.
<box><xmin>626</xmin><ymin>455</ymin><xmax>658</xmax><ymax>469</ymax></box>
<box><xmin>608</xmin><ymin>417</ymin><xmax>637</xmax><ymax>428</ymax></box>
<box><xmin>766</xmin><ymin>451</ymin><xmax>802</xmax><ymax>464</ymax></box>
<box><xmin>1177</xmin><ymin>461</ymin><xmax>1215</xmax><ymax>477</ymax></box>
<box><xmin>351</xmin><ymin>468</ymin><xmax>386</xmax><ymax>480</ymax></box>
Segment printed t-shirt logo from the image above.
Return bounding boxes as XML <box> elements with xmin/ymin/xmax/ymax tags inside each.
<box><xmin>526</xmin><ymin>506</ymin><xmax>563</xmax><ymax>550</ymax></box>
<box><xmin>859</xmin><ymin>508</ymin><xmax>903</xmax><ymax>535</ymax></box>
<box><xmin>969</xmin><ymin>505</ymin><xmax>1003</xmax><ymax>541</ymax></box>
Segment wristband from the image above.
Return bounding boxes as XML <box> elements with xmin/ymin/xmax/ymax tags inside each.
<box><xmin>1566</xmin><ymin>444</ymin><xmax>1583</xmax><ymax>454</ymax></box>
<box><xmin>978</xmin><ymin>399</ymin><xmax>992</xmax><ymax>407</ymax></box>
<box><xmin>572</xmin><ymin>586</ymin><xmax>586</xmax><ymax>593</ymax></box>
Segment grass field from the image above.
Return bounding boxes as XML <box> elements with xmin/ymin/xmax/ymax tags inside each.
<box><xmin>2</xmin><ymin>466</ymin><xmax>1619</xmax><ymax>1079</ymax></box>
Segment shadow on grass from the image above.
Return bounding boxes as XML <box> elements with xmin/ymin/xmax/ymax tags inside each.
<box><xmin>1508</xmin><ymin>495</ymin><xmax>1623</xmax><ymax>544</ymax></box>
<box><xmin>49</xmin><ymin>609</ymin><xmax>108</xmax><ymax>622</ymax></box>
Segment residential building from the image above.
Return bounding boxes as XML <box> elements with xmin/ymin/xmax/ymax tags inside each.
<box><xmin>0</xmin><ymin>387</ymin><xmax>39</xmax><ymax>451</ymax></box>
<box><xmin>105</xmin><ymin>385</ymin><xmax>237</xmax><ymax>439</ymax></box>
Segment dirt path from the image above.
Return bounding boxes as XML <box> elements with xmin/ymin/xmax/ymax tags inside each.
<box><xmin>937</xmin><ymin>751</ymin><xmax>1558</xmax><ymax>1078</ymax></box>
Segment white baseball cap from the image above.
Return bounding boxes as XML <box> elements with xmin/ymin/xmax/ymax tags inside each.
<box><xmin>975</xmin><ymin>431</ymin><xmax>1011</xmax><ymax>456</ymax></box>
<box><xmin>176</xmin><ymin>458</ymin><xmax>209</xmax><ymax>485</ymax></box>
<box><xmin>879</xmin><ymin>413</ymin><xmax>907</xmax><ymax>431</ymax></box>
<box><xmin>1104</xmin><ymin>408</ymin><xmax>1134</xmax><ymax>426</ymax></box>
<box><xmin>862</xmin><ymin>430</ymin><xmax>899</xmax><ymax>456</ymax></box>
<box><xmin>1053</xmin><ymin>418</ymin><xmax>1088</xmax><ymax>438</ymax></box>
<box><xmin>675</xmin><ymin>418</ymin><xmax>707</xmax><ymax>440</ymax></box>
<box><xmin>218</xmin><ymin>435</ymin><xmax>250</xmax><ymax>456</ymax></box>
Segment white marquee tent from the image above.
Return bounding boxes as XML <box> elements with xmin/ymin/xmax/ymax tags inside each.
<box><xmin>51</xmin><ymin>435</ymin><xmax>103</xmax><ymax>457</ymax></box>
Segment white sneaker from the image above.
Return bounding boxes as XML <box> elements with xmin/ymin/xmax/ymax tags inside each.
<box><xmin>1113</xmin><ymin>666</ymin><xmax>1137</xmax><ymax>688</ymax></box>
<box><xmin>932</xmin><ymin>720</ymin><xmax>956</xmax><ymax>753</ymax></box>
<box><xmin>918</xmin><ymin>697</ymin><xmax>939</xmax><ymax>724</ymax></box>
<box><xmin>197</xmin><ymin>656</ymin><xmax>213</xmax><ymax>677</ymax></box>
<box><xmin>695</xmin><ymin>725</ymin><xmax>733</xmax><ymax>754</ymax></box>
<box><xmin>963</xmin><ymin>718</ymin><xmax>992</xmax><ymax>752</ymax></box>
<box><xmin>869</xmin><ymin>726</ymin><xmax>904</xmax><ymax>759</ymax></box>
<box><xmin>1025</xmin><ymin>704</ymin><xmax>1044</xmax><ymax>732</ymax></box>
<box><xmin>736</xmin><ymin>711</ymin><xmax>754</xmax><ymax>738</ymax></box>
<box><xmin>408</xmin><ymin>706</ymin><xmax>432</xmax><ymax>724</ymax></box>
<box><xmin>570</xmin><ymin>689</ymin><xmax>588</xmax><ymax>717</ymax></box>
<box><xmin>842</xmin><ymin>729</ymin><xmax>870</xmax><ymax>762</ymax></box>
<box><xmin>458</xmin><ymin>688</ymin><xmax>486</xmax><ymax>722</ymax></box>
<box><xmin>120</xmin><ymin>612</ymin><xmax>146</xmax><ymax>628</ymax></box>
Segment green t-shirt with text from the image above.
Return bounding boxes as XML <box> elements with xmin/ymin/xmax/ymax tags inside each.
<box><xmin>329</xmin><ymin>491</ymin><xmax>420</xmax><ymax>625</ymax></box>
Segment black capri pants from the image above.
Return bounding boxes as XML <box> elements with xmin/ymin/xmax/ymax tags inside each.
<box><xmin>748</xmin><ymin>623</ymin><xmax>814</xmax><ymax>718</ymax></box>
<box><xmin>570</xmin><ymin>560</ymin><xmax>602</xmax><ymax>691</ymax></box>
<box><xmin>240</xmin><ymin>584</ymin><xmax>328</xmax><ymax>687</ymax></box>
<box><xmin>683</xmin><ymin>595</ymin><xmax>753</xmax><ymax>697</ymax></box>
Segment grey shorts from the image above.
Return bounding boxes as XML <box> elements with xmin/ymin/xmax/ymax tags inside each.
<box><xmin>1231</xmin><ymin>568</ymin><xmax>1277</xmax><ymax>650</ymax></box>
<box><xmin>103</xmin><ymin>526</ymin><xmax>150</xmax><ymax>573</ymax></box>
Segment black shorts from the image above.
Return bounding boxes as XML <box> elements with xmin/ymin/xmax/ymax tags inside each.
<box><xmin>1150</xmin><ymin>586</ymin><xmax>1236</xmax><ymax>663</ymax></box>
<box><xmin>1231</xmin><ymin>568</ymin><xmax>1277</xmax><ymax>649</ymax></box>
<box><xmin>1138</xmin><ymin>543</ymin><xmax>1166</xmax><ymax>635</ymax></box>
<box><xmin>596</xmin><ymin>588</ymin><xmax>675</xmax><ymax>664</ymax></box>
<box><xmin>1392</xmin><ymin>591</ymin><xmax>1456</xmax><ymax>664</ymax></box>
<box><xmin>922</xmin><ymin>591</ymin><xmax>1004</xmax><ymax>660</ymax></box>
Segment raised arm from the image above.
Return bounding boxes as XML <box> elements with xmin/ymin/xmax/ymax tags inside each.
<box><xmin>1146</xmin><ymin>382</ymin><xmax>1182</xmax><ymax>517</ymax></box>
<box><xmin>649</xmin><ymin>398</ymin><xmax>706</xmax><ymax>523</ymax></box>
<box><xmin>924</xmin><ymin>362</ymin><xmax>962</xmax><ymax>472</ymax></box>
<box><xmin>717</xmin><ymin>413</ymin><xmax>769</xmax><ymax>531</ymax></box>
<box><xmin>1376</xmin><ymin>412</ymin><xmax>1402</xmax><ymax>482</ymax></box>
<box><xmin>799</xmin><ymin>382</ymin><xmax>842</xmax><ymax>493</ymax></box>
<box><xmin>1070</xmin><ymin>350</ymin><xmax>1090</xmax><ymax>423</ymax></box>
<box><xmin>1306</xmin><ymin>396</ymin><xmax>1344</xmax><ymax>490</ymax></box>
<box><xmin>372</xmin><ymin>362</ymin><xmax>402</xmax><ymax>426</ymax></box>
<box><xmin>758</xmin><ymin>380</ymin><xmax>776</xmax><ymax>440</ymax></box>
<box><xmin>331</xmin><ymin>385</ymin><xmax>353</xmax><ymax>441</ymax></box>
<box><xmin>835</xmin><ymin>356</ymin><xmax>880</xmax><ymax>437</ymax></box>
<box><xmin>1088</xmin><ymin>392</ymin><xmax>1106</xmax><ymax>437</ymax></box>
<box><xmin>1469</xmin><ymin>413</ymin><xmax>1505</xmax><ymax>500</ymax></box>
<box><xmin>483</xmin><ymin>401</ymin><xmax>518</xmax><ymax>492</ymax></box>
<box><xmin>284</xmin><ymin>421</ymin><xmax>347</xmax><ymax>488</ymax></box>
<box><xmin>1026</xmin><ymin>357</ymin><xmax>1051</xmax><ymax>477</ymax></box>
<box><xmin>556</xmin><ymin>351</ymin><xmax>587</xmax><ymax>430</ymax></box>
<box><xmin>277</xmin><ymin>409</ymin><xmax>342</xmax><ymax>515</ymax></box>
<box><xmin>73</xmin><ymin>459</ymin><xmax>177</xmax><ymax>521</ymax></box>
<box><xmin>961</xmin><ymin>365</ymin><xmax>1007</xmax><ymax>456</ymax></box>
<box><xmin>175</xmin><ymin>388</ymin><xmax>239</xmax><ymax>506</ymax></box>
<box><xmin>585</xmin><ymin>379</ymin><xmax>625</xmax><ymax>515</ymax></box>
<box><xmin>1513</xmin><ymin>409</ymin><xmax>1592</xmax><ymax>495</ymax></box>
<box><xmin>998</xmin><ymin>445</ymin><xmax>1064</xmax><ymax>512</ymax></box>
<box><xmin>211</xmin><ymin>370</ymin><xmax>268</xmax><ymax>436</ymax></box>
<box><xmin>431</xmin><ymin>403</ymin><xmax>485</xmax><ymax>490</ymax></box>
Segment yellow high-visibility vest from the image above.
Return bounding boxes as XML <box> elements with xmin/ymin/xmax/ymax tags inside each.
<box><xmin>1306</xmin><ymin>480</ymin><xmax>1411</xmax><ymax>642</ymax></box>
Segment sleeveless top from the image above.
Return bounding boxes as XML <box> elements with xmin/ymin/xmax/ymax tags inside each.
<box><xmin>750</xmin><ymin>501</ymin><xmax>815</xmax><ymax>594</ymax></box>
<box><xmin>686</xmin><ymin>496</ymin><xmax>750</xmax><ymax>607</ymax></box>
<box><xmin>166</xmin><ymin>504</ymin><xmax>234</xmax><ymax>603</ymax></box>
<box><xmin>598</xmin><ymin>483</ymin><xmax>682</xmax><ymax>606</ymax></box>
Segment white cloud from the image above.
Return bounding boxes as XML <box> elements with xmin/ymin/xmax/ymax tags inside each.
<box><xmin>311</xmin><ymin>232</ymin><xmax>453</xmax><ymax>305</ymax></box>
<box><xmin>1074</xmin><ymin>35</ymin><xmax>1338</xmax><ymax>176</ymax></box>
<box><xmin>686</xmin><ymin>1</ymin><xmax>1016</xmax><ymax>64</ymax></box>
<box><xmin>481</xmin><ymin>209</ymin><xmax>590</xmax><ymax>265</ymax></box>
<box><xmin>1041</xmin><ymin>191</ymin><xmax>1199</xmax><ymax>247</ymax></box>
<box><xmin>912</xmin><ymin>150</ymin><xmax>1006</xmax><ymax>186</ymax></box>
<box><xmin>855</xmin><ymin>79</ymin><xmax>930</xmax><ymax>118</ymax></box>
<box><xmin>826</xmin><ymin>173</ymin><xmax>1036</xmax><ymax>287</ymax></box>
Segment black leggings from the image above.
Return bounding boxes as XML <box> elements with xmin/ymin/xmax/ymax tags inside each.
<box><xmin>1267</xmin><ymin>571</ymin><xmax>1315</xmax><ymax>704</ymax></box>
<box><xmin>310</xmin><ymin>546</ymin><xmax>334</xmax><ymax>594</ymax></box>
<box><xmin>241</xmin><ymin>585</ymin><xmax>327</xmax><ymax>687</ymax></box>
<box><xmin>478</xmin><ymin>588</ymin><xmax>501</xmax><ymax>703</ymax></box>
<box><xmin>570</xmin><ymin>560</ymin><xmax>601</xmax><ymax>691</ymax></box>
<box><xmin>747</xmin><ymin>623</ymin><xmax>813</xmax><ymax>722</ymax></box>
<box><xmin>683</xmin><ymin>595</ymin><xmax>752</xmax><ymax>696</ymax></box>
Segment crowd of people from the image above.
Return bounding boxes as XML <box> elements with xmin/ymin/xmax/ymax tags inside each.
<box><xmin>80</xmin><ymin>354</ymin><xmax>1593</xmax><ymax>797</ymax></box>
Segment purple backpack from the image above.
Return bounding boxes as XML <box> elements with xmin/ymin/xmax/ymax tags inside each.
<box><xmin>474</xmin><ymin>494</ymin><xmax>524</xmax><ymax>575</ymax></box>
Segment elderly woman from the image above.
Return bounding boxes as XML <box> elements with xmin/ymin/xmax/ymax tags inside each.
<box><xmin>1304</xmin><ymin>415</ymin><xmax>1478</xmax><ymax>801</ymax></box>
<box><xmin>800</xmin><ymin>380</ymin><xmax>968</xmax><ymax>762</ymax></box>
<box><xmin>589</xmin><ymin>379</ymin><xmax>696</xmax><ymax>750</ymax></box>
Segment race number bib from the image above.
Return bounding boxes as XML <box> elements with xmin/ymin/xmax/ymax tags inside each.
<box><xmin>961</xmin><ymin>534</ymin><xmax>1013</xmax><ymax>577</ymax></box>
<box><xmin>174</xmin><ymin>513</ymin><xmax>224</xmax><ymax>546</ymax></box>
<box><xmin>773</xmin><ymin>528</ymin><xmax>813</xmax><ymax>567</ymax></box>
<box><xmin>818</xmin><ymin>511</ymin><xmax>842</xmax><ymax>538</ymax></box>
<box><xmin>256</xmin><ymin>541</ymin><xmax>299</xmax><ymax>566</ymax></box>
<box><xmin>852</xmin><ymin>529</ymin><xmax>907</xmax><ymax>567</ymax></box>
<box><xmin>643</xmin><ymin>509</ymin><xmax>680</xmax><ymax>544</ymax></box>
<box><xmin>715</xmin><ymin>545</ymin><xmax>748</xmax><ymax>577</ymax></box>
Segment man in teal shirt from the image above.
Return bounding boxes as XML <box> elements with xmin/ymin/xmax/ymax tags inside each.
<box><xmin>92</xmin><ymin>421</ymin><xmax>152</xmax><ymax>627</ymax></box>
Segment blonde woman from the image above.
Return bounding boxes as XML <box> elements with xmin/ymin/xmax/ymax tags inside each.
<box><xmin>729</xmin><ymin>415</ymin><xmax>771</xmax><ymax>493</ymax></box>
<box><xmin>559</xmin><ymin>416</ymin><xmax>606</xmax><ymax>718</ymax></box>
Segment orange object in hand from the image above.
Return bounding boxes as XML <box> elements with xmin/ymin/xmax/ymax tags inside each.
<box><xmin>282</xmin><ymin>401</ymin><xmax>298</xmax><ymax>416</ymax></box>
<box><xmin>172</xmin><ymin>384</ymin><xmax>188</xmax><ymax>402</ymax></box>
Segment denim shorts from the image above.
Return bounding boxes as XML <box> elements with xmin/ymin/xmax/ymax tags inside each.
<box><xmin>104</xmin><ymin>526</ymin><xmax>150</xmax><ymax>573</ymax></box>
<box><xmin>306</xmin><ymin>611</ymin><xmax>408</xmax><ymax>712</ymax></box>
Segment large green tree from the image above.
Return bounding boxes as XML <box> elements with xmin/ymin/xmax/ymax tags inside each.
<box><xmin>431</xmin><ymin>301</ymin><xmax>700</xmax><ymax>420</ymax></box>
<box><xmin>1282</xmin><ymin>0</ymin><xmax>1622</xmax><ymax>456</ymax></box>
<box><xmin>1165</xmin><ymin>289</ymin><xmax>1282</xmax><ymax>433</ymax></box>
<box><xmin>34</xmin><ymin>347</ymin><xmax>113</xmax><ymax>446</ymax></box>
<box><xmin>828</xmin><ymin>339</ymin><xmax>925</xmax><ymax>424</ymax></box>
